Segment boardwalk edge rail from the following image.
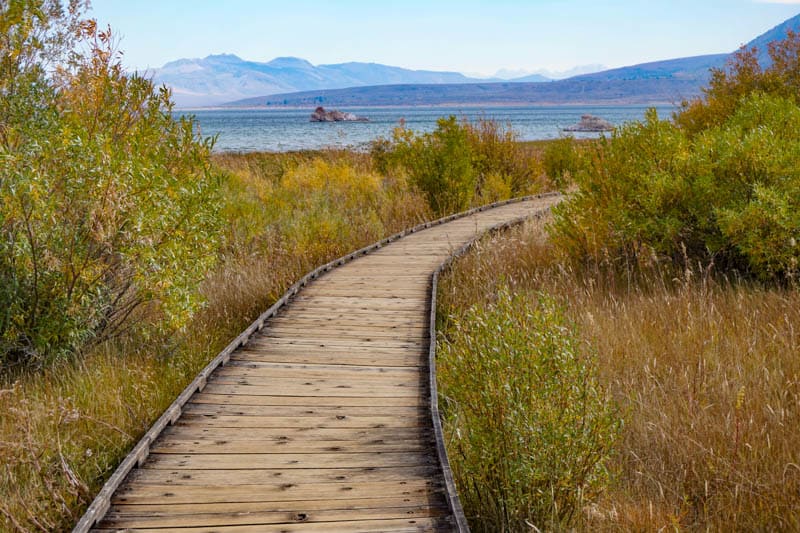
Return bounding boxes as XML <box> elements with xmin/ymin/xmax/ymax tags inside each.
<box><xmin>73</xmin><ymin>191</ymin><xmax>561</xmax><ymax>533</ymax></box>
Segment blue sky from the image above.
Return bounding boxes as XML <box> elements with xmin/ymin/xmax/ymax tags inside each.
<box><xmin>90</xmin><ymin>1</ymin><xmax>800</xmax><ymax>75</ymax></box>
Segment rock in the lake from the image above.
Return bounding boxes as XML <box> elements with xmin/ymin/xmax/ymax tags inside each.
<box><xmin>563</xmin><ymin>114</ymin><xmax>614</xmax><ymax>132</ymax></box>
<box><xmin>310</xmin><ymin>106</ymin><xmax>369</xmax><ymax>122</ymax></box>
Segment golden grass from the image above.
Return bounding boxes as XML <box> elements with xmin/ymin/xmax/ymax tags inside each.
<box><xmin>438</xmin><ymin>217</ymin><xmax>800</xmax><ymax>531</ymax></box>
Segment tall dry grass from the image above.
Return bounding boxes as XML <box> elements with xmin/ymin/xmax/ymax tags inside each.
<box><xmin>437</xmin><ymin>217</ymin><xmax>800</xmax><ymax>531</ymax></box>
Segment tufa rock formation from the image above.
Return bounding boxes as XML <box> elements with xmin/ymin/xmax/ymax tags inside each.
<box><xmin>563</xmin><ymin>114</ymin><xmax>614</xmax><ymax>132</ymax></box>
<box><xmin>310</xmin><ymin>106</ymin><xmax>369</xmax><ymax>122</ymax></box>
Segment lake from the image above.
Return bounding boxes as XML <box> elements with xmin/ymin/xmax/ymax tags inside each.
<box><xmin>183</xmin><ymin>105</ymin><xmax>676</xmax><ymax>152</ymax></box>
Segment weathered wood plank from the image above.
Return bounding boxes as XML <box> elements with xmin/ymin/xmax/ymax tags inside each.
<box><xmin>172</xmin><ymin>414</ymin><xmax>427</xmax><ymax>429</ymax></box>
<box><xmin>104</xmin><ymin>494</ymin><xmax>447</xmax><ymax>517</ymax></box>
<box><xmin>99</xmin><ymin>504</ymin><xmax>447</xmax><ymax>529</ymax></box>
<box><xmin>138</xmin><ymin>451</ymin><xmax>439</xmax><ymax>471</ymax></box>
<box><xmin>217</xmin><ymin>360</ymin><xmax>423</xmax><ymax>375</ymax></box>
<box><xmin>127</xmin><ymin>465</ymin><xmax>438</xmax><ymax>486</ymax></box>
<box><xmin>200</xmin><ymin>383</ymin><xmax>422</xmax><ymax>399</ymax></box>
<box><xmin>207</xmin><ymin>373</ymin><xmax>423</xmax><ymax>389</ymax></box>
<box><xmin>158</xmin><ymin>426</ymin><xmax>431</xmax><ymax>442</ymax></box>
<box><xmin>183</xmin><ymin>402</ymin><xmax>422</xmax><ymax>417</ymax></box>
<box><xmin>94</xmin><ymin>516</ymin><xmax>451</xmax><ymax>532</ymax></box>
<box><xmin>189</xmin><ymin>393</ymin><xmax>424</xmax><ymax>407</ymax></box>
<box><xmin>150</xmin><ymin>439</ymin><xmax>428</xmax><ymax>455</ymax></box>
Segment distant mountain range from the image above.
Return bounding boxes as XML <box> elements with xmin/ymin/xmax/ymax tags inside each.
<box><xmin>154</xmin><ymin>55</ymin><xmax>612</xmax><ymax>107</ymax></box>
<box><xmin>156</xmin><ymin>13</ymin><xmax>800</xmax><ymax>108</ymax></box>
<box><xmin>154</xmin><ymin>56</ymin><xmax>506</xmax><ymax>107</ymax></box>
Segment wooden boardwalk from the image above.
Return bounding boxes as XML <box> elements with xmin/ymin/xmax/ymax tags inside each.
<box><xmin>78</xmin><ymin>196</ymin><xmax>557</xmax><ymax>533</ymax></box>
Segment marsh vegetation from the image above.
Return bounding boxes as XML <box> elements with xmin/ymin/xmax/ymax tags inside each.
<box><xmin>436</xmin><ymin>32</ymin><xmax>800</xmax><ymax>531</ymax></box>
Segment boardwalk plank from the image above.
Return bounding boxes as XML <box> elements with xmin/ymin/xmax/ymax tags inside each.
<box><xmin>100</xmin><ymin>505</ymin><xmax>447</xmax><ymax>529</ymax></box>
<box><xmin>94</xmin><ymin>516</ymin><xmax>451</xmax><ymax>532</ymax></box>
<box><xmin>189</xmin><ymin>393</ymin><xmax>424</xmax><ymax>407</ymax></box>
<box><xmin>126</xmin><ymin>466</ymin><xmax>439</xmax><ymax>486</ymax></box>
<box><xmin>157</xmin><ymin>426</ymin><xmax>431</xmax><ymax>442</ymax></box>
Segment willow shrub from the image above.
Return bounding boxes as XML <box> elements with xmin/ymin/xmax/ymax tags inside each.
<box><xmin>552</xmin><ymin>93</ymin><xmax>800</xmax><ymax>280</ymax></box>
<box><xmin>0</xmin><ymin>7</ymin><xmax>221</xmax><ymax>369</ymax></box>
<box><xmin>438</xmin><ymin>287</ymin><xmax>620</xmax><ymax>531</ymax></box>
<box><xmin>542</xmin><ymin>136</ymin><xmax>581</xmax><ymax>188</ymax></box>
<box><xmin>551</xmin><ymin>33</ymin><xmax>800</xmax><ymax>281</ymax></box>
<box><xmin>373</xmin><ymin>116</ymin><xmax>539</xmax><ymax>215</ymax></box>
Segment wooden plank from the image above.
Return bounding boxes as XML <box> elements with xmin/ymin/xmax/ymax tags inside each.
<box><xmin>158</xmin><ymin>426</ymin><xmax>431</xmax><ymax>442</ymax></box>
<box><xmin>183</xmin><ymin>403</ymin><xmax>422</xmax><ymax>417</ymax></box>
<box><xmin>102</xmin><ymin>493</ymin><xmax>446</xmax><ymax>516</ymax></box>
<box><xmin>189</xmin><ymin>393</ymin><xmax>424</xmax><ymax>408</ymax></box>
<box><xmin>93</xmin><ymin>516</ymin><xmax>451</xmax><ymax>532</ymax></box>
<box><xmin>99</xmin><ymin>504</ymin><xmax>447</xmax><ymax>529</ymax></box>
<box><xmin>238</xmin><ymin>342</ymin><xmax>426</xmax><ymax>356</ymax></box>
<box><xmin>205</xmin><ymin>376</ymin><xmax>422</xmax><ymax>393</ymax></box>
<box><xmin>207</xmin><ymin>372</ymin><xmax>424</xmax><ymax>386</ymax></box>
<box><xmin>319</xmin><ymin>276</ymin><xmax>431</xmax><ymax>282</ymax></box>
<box><xmin>296</xmin><ymin>287</ymin><xmax>429</xmax><ymax>295</ymax></box>
<box><xmin>141</xmin><ymin>452</ymin><xmax>438</xmax><ymax>470</ymax></box>
<box><xmin>267</xmin><ymin>316</ymin><xmax>427</xmax><ymax>328</ymax></box>
<box><xmin>258</xmin><ymin>326</ymin><xmax>427</xmax><ymax>341</ymax></box>
<box><xmin>252</xmin><ymin>337</ymin><xmax>425</xmax><ymax>349</ymax></box>
<box><xmin>209</xmin><ymin>369</ymin><xmax>422</xmax><ymax>384</ymax></box>
<box><xmin>275</xmin><ymin>311</ymin><xmax>426</xmax><ymax>322</ymax></box>
<box><xmin>103</xmin><ymin>492</ymin><xmax>444</xmax><ymax>516</ymax></box>
<box><xmin>302</xmin><ymin>282</ymin><xmax>429</xmax><ymax>291</ymax></box>
<box><xmin>228</xmin><ymin>356</ymin><xmax>422</xmax><ymax>368</ymax></box>
<box><xmin>288</xmin><ymin>296</ymin><xmax>425</xmax><ymax>310</ymax></box>
<box><xmin>111</xmin><ymin>479</ymin><xmax>441</xmax><ymax>505</ymax></box>
<box><xmin>231</xmin><ymin>351</ymin><xmax>425</xmax><ymax>367</ymax></box>
<box><xmin>150</xmin><ymin>435</ymin><xmax>432</xmax><ymax>455</ymax></box>
<box><xmin>218</xmin><ymin>360</ymin><xmax>422</xmax><ymax>375</ymax></box>
<box><xmin>127</xmin><ymin>466</ymin><xmax>439</xmax><ymax>486</ymax></box>
<box><xmin>174</xmin><ymin>414</ymin><xmax>426</xmax><ymax>429</ymax></box>
<box><xmin>198</xmin><ymin>383</ymin><xmax>425</xmax><ymax>400</ymax></box>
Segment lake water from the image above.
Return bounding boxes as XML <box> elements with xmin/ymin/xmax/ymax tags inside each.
<box><xmin>183</xmin><ymin>105</ymin><xmax>676</xmax><ymax>153</ymax></box>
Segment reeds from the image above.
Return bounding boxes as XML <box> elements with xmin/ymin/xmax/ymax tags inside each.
<box><xmin>437</xmin><ymin>217</ymin><xmax>800</xmax><ymax>530</ymax></box>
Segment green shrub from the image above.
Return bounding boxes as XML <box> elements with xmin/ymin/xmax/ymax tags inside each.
<box><xmin>711</xmin><ymin>94</ymin><xmax>800</xmax><ymax>278</ymax></box>
<box><xmin>0</xmin><ymin>4</ymin><xmax>221</xmax><ymax>368</ymax></box>
<box><xmin>465</xmin><ymin>117</ymin><xmax>535</xmax><ymax>196</ymax></box>
<box><xmin>438</xmin><ymin>286</ymin><xmax>620</xmax><ymax>531</ymax></box>
<box><xmin>382</xmin><ymin>116</ymin><xmax>476</xmax><ymax>215</ymax></box>
<box><xmin>551</xmin><ymin>32</ymin><xmax>800</xmax><ymax>281</ymax></box>
<box><xmin>542</xmin><ymin>136</ymin><xmax>580</xmax><ymax>188</ymax></box>
<box><xmin>551</xmin><ymin>93</ymin><xmax>800</xmax><ymax>280</ymax></box>
<box><xmin>374</xmin><ymin>116</ymin><xmax>538</xmax><ymax>215</ymax></box>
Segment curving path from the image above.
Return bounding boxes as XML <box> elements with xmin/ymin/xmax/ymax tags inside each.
<box><xmin>77</xmin><ymin>195</ymin><xmax>558</xmax><ymax>533</ymax></box>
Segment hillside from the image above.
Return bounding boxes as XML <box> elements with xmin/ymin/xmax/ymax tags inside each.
<box><xmin>154</xmin><ymin>55</ymin><xmax>508</xmax><ymax>107</ymax></box>
<box><xmin>223</xmin><ymin>13</ymin><xmax>800</xmax><ymax>108</ymax></box>
<box><xmin>748</xmin><ymin>13</ymin><xmax>800</xmax><ymax>65</ymax></box>
<box><xmin>227</xmin><ymin>78</ymin><xmax>703</xmax><ymax>107</ymax></box>
<box><xmin>572</xmin><ymin>53</ymin><xmax>727</xmax><ymax>82</ymax></box>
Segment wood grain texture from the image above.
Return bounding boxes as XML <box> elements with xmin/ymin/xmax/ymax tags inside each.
<box><xmin>83</xmin><ymin>196</ymin><xmax>557</xmax><ymax>532</ymax></box>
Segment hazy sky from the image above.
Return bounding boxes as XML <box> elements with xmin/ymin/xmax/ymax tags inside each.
<box><xmin>89</xmin><ymin>1</ymin><xmax>800</xmax><ymax>75</ymax></box>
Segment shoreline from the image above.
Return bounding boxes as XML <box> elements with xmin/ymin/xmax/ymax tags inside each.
<box><xmin>177</xmin><ymin>101</ymin><xmax>679</xmax><ymax>112</ymax></box>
